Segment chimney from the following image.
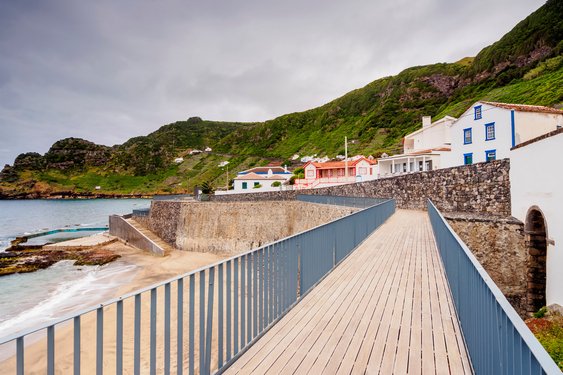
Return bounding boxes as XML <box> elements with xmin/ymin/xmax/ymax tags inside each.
<box><xmin>422</xmin><ymin>116</ymin><xmax>431</xmax><ymax>128</ymax></box>
<box><xmin>284</xmin><ymin>165</ymin><xmax>288</xmax><ymax>172</ymax></box>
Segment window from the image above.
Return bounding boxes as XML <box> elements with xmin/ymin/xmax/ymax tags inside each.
<box><xmin>474</xmin><ymin>105</ymin><xmax>482</xmax><ymax>120</ymax></box>
<box><xmin>485</xmin><ymin>150</ymin><xmax>496</xmax><ymax>162</ymax></box>
<box><xmin>254</xmin><ymin>182</ymin><xmax>260</xmax><ymax>187</ymax></box>
<box><xmin>358</xmin><ymin>167</ymin><xmax>367</xmax><ymax>175</ymax></box>
<box><xmin>242</xmin><ymin>182</ymin><xmax>247</xmax><ymax>189</ymax></box>
<box><xmin>463</xmin><ymin>128</ymin><xmax>472</xmax><ymax>144</ymax></box>
<box><xmin>306</xmin><ymin>169</ymin><xmax>315</xmax><ymax>178</ymax></box>
<box><xmin>485</xmin><ymin>122</ymin><xmax>495</xmax><ymax>141</ymax></box>
<box><xmin>464</xmin><ymin>153</ymin><xmax>473</xmax><ymax>165</ymax></box>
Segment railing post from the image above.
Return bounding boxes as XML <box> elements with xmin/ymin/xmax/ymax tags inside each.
<box><xmin>204</xmin><ymin>267</ymin><xmax>215</xmax><ymax>375</ymax></box>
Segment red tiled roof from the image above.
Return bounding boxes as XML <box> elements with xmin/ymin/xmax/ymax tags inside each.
<box><xmin>481</xmin><ymin>101</ymin><xmax>563</xmax><ymax>115</ymax></box>
<box><xmin>307</xmin><ymin>157</ymin><xmax>377</xmax><ymax>169</ymax></box>
<box><xmin>408</xmin><ymin>147</ymin><xmax>451</xmax><ymax>155</ymax></box>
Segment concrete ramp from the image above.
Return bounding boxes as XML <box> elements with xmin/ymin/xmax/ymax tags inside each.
<box><xmin>109</xmin><ymin>215</ymin><xmax>174</xmax><ymax>255</ymax></box>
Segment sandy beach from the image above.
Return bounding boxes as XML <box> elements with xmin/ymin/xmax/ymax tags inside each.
<box><xmin>0</xmin><ymin>240</ymin><xmax>225</xmax><ymax>374</ymax></box>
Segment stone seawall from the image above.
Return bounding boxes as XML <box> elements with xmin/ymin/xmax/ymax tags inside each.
<box><xmin>445</xmin><ymin>213</ymin><xmax>528</xmax><ymax>317</ymax></box>
<box><xmin>211</xmin><ymin>159</ymin><xmax>511</xmax><ymax>216</ymax></box>
<box><xmin>138</xmin><ymin>201</ymin><xmax>358</xmax><ymax>255</ymax></box>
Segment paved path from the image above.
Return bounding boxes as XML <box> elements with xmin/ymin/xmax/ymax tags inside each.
<box><xmin>225</xmin><ymin>210</ymin><xmax>473</xmax><ymax>374</ymax></box>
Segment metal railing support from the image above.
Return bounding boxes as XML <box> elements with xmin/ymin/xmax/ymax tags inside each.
<box><xmin>0</xmin><ymin>198</ymin><xmax>396</xmax><ymax>375</ymax></box>
<box><xmin>427</xmin><ymin>199</ymin><xmax>560</xmax><ymax>375</ymax></box>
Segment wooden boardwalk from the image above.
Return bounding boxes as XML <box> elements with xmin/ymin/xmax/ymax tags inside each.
<box><xmin>225</xmin><ymin>210</ymin><xmax>473</xmax><ymax>374</ymax></box>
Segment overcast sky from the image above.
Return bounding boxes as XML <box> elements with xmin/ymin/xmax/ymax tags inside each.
<box><xmin>0</xmin><ymin>0</ymin><xmax>545</xmax><ymax>167</ymax></box>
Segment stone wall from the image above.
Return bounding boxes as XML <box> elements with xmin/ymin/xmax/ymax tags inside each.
<box><xmin>211</xmin><ymin>159</ymin><xmax>511</xmax><ymax>216</ymax></box>
<box><xmin>140</xmin><ymin>201</ymin><xmax>357</xmax><ymax>255</ymax></box>
<box><xmin>444</xmin><ymin>212</ymin><xmax>528</xmax><ymax>317</ymax></box>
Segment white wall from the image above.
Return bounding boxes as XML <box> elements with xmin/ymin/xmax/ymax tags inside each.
<box><xmin>445</xmin><ymin>103</ymin><xmax>512</xmax><ymax>167</ymax></box>
<box><xmin>510</xmin><ymin>131</ymin><xmax>563</xmax><ymax>306</ymax></box>
<box><xmin>514</xmin><ymin>111</ymin><xmax>562</xmax><ymax>145</ymax></box>
<box><xmin>404</xmin><ymin>118</ymin><xmax>454</xmax><ymax>153</ymax></box>
<box><xmin>233</xmin><ymin>179</ymin><xmax>287</xmax><ymax>192</ymax></box>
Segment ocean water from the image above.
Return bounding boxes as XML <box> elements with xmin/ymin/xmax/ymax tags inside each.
<box><xmin>0</xmin><ymin>199</ymin><xmax>150</xmax><ymax>251</ymax></box>
<box><xmin>0</xmin><ymin>199</ymin><xmax>150</xmax><ymax>340</ymax></box>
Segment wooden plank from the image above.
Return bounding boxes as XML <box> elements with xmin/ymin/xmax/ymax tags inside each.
<box><xmin>227</xmin><ymin>229</ymin><xmax>378</xmax><ymax>372</ymax></box>
<box><xmin>420</xmin><ymin>215</ymin><xmax>436</xmax><ymax>375</ymax></box>
<box><xmin>226</xmin><ymin>210</ymin><xmax>473</xmax><ymax>375</ymax></box>
<box><xmin>408</xmin><ymin>214</ymin><xmax>423</xmax><ymax>375</ymax></box>
<box><xmin>383</xmin><ymin>215</ymin><xmax>419</xmax><ymax>375</ymax></box>
<box><xmin>289</xmin><ymin>227</ymin><xmax>400</xmax><ymax>375</ymax></box>
<box><xmin>229</xmin><ymin>229</ymin><xmax>389</xmax><ymax>373</ymax></box>
<box><xmin>424</xmin><ymin>218</ymin><xmax>450</xmax><ymax>374</ymax></box>
<box><xmin>305</xmin><ymin>222</ymin><xmax>405</xmax><ymax>374</ymax></box>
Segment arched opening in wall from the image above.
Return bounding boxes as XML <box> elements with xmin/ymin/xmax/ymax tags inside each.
<box><xmin>525</xmin><ymin>208</ymin><xmax>547</xmax><ymax>314</ymax></box>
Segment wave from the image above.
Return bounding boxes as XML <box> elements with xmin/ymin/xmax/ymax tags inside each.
<box><xmin>0</xmin><ymin>261</ymin><xmax>138</xmax><ymax>340</ymax></box>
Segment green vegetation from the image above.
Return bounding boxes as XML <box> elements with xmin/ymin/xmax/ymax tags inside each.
<box><xmin>1</xmin><ymin>0</ymin><xmax>562</xmax><ymax>197</ymax></box>
<box><xmin>534</xmin><ymin>306</ymin><xmax>549</xmax><ymax>319</ymax></box>
<box><xmin>527</xmin><ymin>310</ymin><xmax>563</xmax><ymax>370</ymax></box>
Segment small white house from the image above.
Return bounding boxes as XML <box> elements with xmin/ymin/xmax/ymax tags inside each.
<box><xmin>174</xmin><ymin>157</ymin><xmax>184</xmax><ymax>164</ymax></box>
<box><xmin>444</xmin><ymin>101</ymin><xmax>563</xmax><ymax>167</ymax></box>
<box><xmin>205</xmin><ymin>147</ymin><xmax>212</xmax><ymax>152</ymax></box>
<box><xmin>510</xmin><ymin>128</ymin><xmax>563</xmax><ymax>308</ymax></box>
<box><xmin>231</xmin><ymin>166</ymin><xmax>293</xmax><ymax>193</ymax></box>
<box><xmin>377</xmin><ymin>115</ymin><xmax>457</xmax><ymax>177</ymax></box>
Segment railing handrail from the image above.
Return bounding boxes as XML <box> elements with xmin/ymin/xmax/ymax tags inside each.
<box><xmin>427</xmin><ymin>199</ymin><xmax>560</xmax><ymax>374</ymax></box>
<box><xmin>0</xmin><ymin>198</ymin><xmax>393</xmax><ymax>346</ymax></box>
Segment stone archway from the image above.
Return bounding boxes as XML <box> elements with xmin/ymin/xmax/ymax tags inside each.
<box><xmin>525</xmin><ymin>207</ymin><xmax>548</xmax><ymax>314</ymax></box>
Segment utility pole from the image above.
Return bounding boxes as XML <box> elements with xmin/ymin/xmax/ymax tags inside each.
<box><xmin>226</xmin><ymin>164</ymin><xmax>229</xmax><ymax>189</ymax></box>
<box><xmin>345</xmin><ymin>136</ymin><xmax>349</xmax><ymax>178</ymax></box>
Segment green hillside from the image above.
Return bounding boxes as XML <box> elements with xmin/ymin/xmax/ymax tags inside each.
<box><xmin>1</xmin><ymin>0</ymin><xmax>562</xmax><ymax>198</ymax></box>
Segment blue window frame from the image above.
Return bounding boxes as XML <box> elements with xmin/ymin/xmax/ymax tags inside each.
<box><xmin>485</xmin><ymin>122</ymin><xmax>495</xmax><ymax>141</ymax></box>
<box><xmin>463</xmin><ymin>153</ymin><xmax>473</xmax><ymax>165</ymax></box>
<box><xmin>474</xmin><ymin>105</ymin><xmax>482</xmax><ymax>120</ymax></box>
<box><xmin>242</xmin><ymin>182</ymin><xmax>247</xmax><ymax>189</ymax></box>
<box><xmin>463</xmin><ymin>128</ymin><xmax>472</xmax><ymax>144</ymax></box>
<box><xmin>485</xmin><ymin>149</ymin><xmax>496</xmax><ymax>162</ymax></box>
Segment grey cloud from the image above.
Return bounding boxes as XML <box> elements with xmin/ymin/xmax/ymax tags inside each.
<box><xmin>0</xmin><ymin>0</ymin><xmax>545</xmax><ymax>166</ymax></box>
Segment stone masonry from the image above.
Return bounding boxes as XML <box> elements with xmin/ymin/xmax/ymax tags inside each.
<box><xmin>137</xmin><ymin>200</ymin><xmax>358</xmax><ymax>255</ymax></box>
<box><xmin>211</xmin><ymin>159</ymin><xmax>511</xmax><ymax>216</ymax></box>
<box><xmin>444</xmin><ymin>212</ymin><xmax>528</xmax><ymax>317</ymax></box>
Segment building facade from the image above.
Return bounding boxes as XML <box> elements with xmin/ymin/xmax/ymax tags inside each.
<box><xmin>229</xmin><ymin>166</ymin><xmax>293</xmax><ymax>194</ymax></box>
<box><xmin>377</xmin><ymin>115</ymin><xmax>456</xmax><ymax>178</ymax></box>
<box><xmin>294</xmin><ymin>157</ymin><xmax>377</xmax><ymax>189</ymax></box>
<box><xmin>510</xmin><ymin>128</ymin><xmax>563</xmax><ymax>308</ymax></box>
<box><xmin>444</xmin><ymin>101</ymin><xmax>563</xmax><ymax>167</ymax></box>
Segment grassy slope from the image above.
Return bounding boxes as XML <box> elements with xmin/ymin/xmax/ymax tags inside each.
<box><xmin>1</xmin><ymin>0</ymin><xmax>562</xmax><ymax>195</ymax></box>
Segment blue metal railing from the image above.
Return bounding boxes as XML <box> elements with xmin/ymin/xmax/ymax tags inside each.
<box><xmin>297</xmin><ymin>194</ymin><xmax>388</xmax><ymax>208</ymax></box>
<box><xmin>427</xmin><ymin>200</ymin><xmax>560</xmax><ymax>375</ymax></box>
<box><xmin>0</xmin><ymin>199</ymin><xmax>395</xmax><ymax>374</ymax></box>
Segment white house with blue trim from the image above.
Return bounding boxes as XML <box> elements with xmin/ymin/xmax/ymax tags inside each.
<box><xmin>228</xmin><ymin>166</ymin><xmax>293</xmax><ymax>194</ymax></box>
<box><xmin>444</xmin><ymin>101</ymin><xmax>563</xmax><ymax>167</ymax></box>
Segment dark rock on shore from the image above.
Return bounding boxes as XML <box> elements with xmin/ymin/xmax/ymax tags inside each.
<box><xmin>0</xmin><ymin>245</ymin><xmax>120</xmax><ymax>276</ymax></box>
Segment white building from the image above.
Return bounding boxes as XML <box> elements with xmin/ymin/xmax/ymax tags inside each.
<box><xmin>229</xmin><ymin>166</ymin><xmax>293</xmax><ymax>194</ymax></box>
<box><xmin>444</xmin><ymin>101</ymin><xmax>563</xmax><ymax>167</ymax></box>
<box><xmin>377</xmin><ymin>115</ymin><xmax>457</xmax><ymax>177</ymax></box>
<box><xmin>510</xmin><ymin>128</ymin><xmax>563</xmax><ymax>308</ymax></box>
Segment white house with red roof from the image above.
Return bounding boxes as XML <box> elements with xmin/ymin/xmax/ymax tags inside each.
<box><xmin>377</xmin><ymin>115</ymin><xmax>457</xmax><ymax>177</ymax></box>
<box><xmin>444</xmin><ymin>101</ymin><xmax>563</xmax><ymax>167</ymax></box>
<box><xmin>294</xmin><ymin>157</ymin><xmax>377</xmax><ymax>190</ymax></box>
